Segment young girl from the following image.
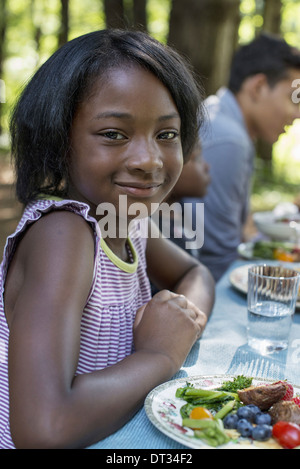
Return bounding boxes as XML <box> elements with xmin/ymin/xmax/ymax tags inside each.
<box><xmin>0</xmin><ymin>29</ymin><xmax>214</xmax><ymax>449</ymax></box>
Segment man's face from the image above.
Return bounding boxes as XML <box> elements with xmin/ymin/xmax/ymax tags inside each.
<box><xmin>251</xmin><ymin>68</ymin><xmax>300</xmax><ymax>144</ymax></box>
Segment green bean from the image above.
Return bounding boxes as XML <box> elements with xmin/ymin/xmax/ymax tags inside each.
<box><xmin>214</xmin><ymin>399</ymin><xmax>236</xmax><ymax>420</ymax></box>
<box><xmin>182</xmin><ymin>418</ymin><xmax>230</xmax><ymax>447</ymax></box>
<box><xmin>182</xmin><ymin>418</ymin><xmax>215</xmax><ymax>429</ymax></box>
<box><xmin>176</xmin><ymin>387</ymin><xmax>238</xmax><ymax>403</ymax></box>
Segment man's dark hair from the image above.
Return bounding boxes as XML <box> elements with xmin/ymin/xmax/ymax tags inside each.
<box><xmin>229</xmin><ymin>32</ymin><xmax>300</xmax><ymax>93</ymax></box>
<box><xmin>10</xmin><ymin>29</ymin><xmax>204</xmax><ymax>204</ymax></box>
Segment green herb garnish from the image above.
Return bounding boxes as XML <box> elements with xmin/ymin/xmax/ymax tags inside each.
<box><xmin>217</xmin><ymin>375</ymin><xmax>253</xmax><ymax>393</ymax></box>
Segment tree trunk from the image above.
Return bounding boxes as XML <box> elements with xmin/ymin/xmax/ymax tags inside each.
<box><xmin>58</xmin><ymin>0</ymin><xmax>69</xmax><ymax>47</ymax></box>
<box><xmin>263</xmin><ymin>0</ymin><xmax>282</xmax><ymax>34</ymax></box>
<box><xmin>168</xmin><ymin>0</ymin><xmax>240</xmax><ymax>96</ymax></box>
<box><xmin>104</xmin><ymin>0</ymin><xmax>126</xmax><ymax>29</ymax></box>
<box><xmin>104</xmin><ymin>0</ymin><xmax>147</xmax><ymax>31</ymax></box>
<box><xmin>29</xmin><ymin>0</ymin><xmax>42</xmax><ymax>65</ymax></box>
<box><xmin>133</xmin><ymin>0</ymin><xmax>148</xmax><ymax>31</ymax></box>
<box><xmin>256</xmin><ymin>0</ymin><xmax>283</xmax><ymax>175</ymax></box>
<box><xmin>0</xmin><ymin>0</ymin><xmax>7</xmax><ymax>135</ymax></box>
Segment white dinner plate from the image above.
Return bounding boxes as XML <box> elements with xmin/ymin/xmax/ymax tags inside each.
<box><xmin>144</xmin><ymin>374</ymin><xmax>299</xmax><ymax>449</ymax></box>
<box><xmin>229</xmin><ymin>264</ymin><xmax>300</xmax><ymax>310</ymax></box>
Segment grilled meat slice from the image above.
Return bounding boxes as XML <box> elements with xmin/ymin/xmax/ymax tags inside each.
<box><xmin>237</xmin><ymin>382</ymin><xmax>287</xmax><ymax>410</ymax></box>
<box><xmin>269</xmin><ymin>400</ymin><xmax>300</xmax><ymax>425</ymax></box>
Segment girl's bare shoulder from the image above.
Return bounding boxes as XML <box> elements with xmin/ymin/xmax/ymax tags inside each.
<box><xmin>21</xmin><ymin>209</ymin><xmax>95</xmax><ymax>254</ymax></box>
<box><xmin>4</xmin><ymin>210</ymin><xmax>95</xmax><ymax>326</ymax></box>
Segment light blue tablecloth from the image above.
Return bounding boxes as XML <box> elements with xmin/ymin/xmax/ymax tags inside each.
<box><xmin>88</xmin><ymin>259</ymin><xmax>300</xmax><ymax>449</ymax></box>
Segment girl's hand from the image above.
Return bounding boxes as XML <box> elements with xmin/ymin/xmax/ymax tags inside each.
<box><xmin>133</xmin><ymin>290</ymin><xmax>207</xmax><ymax>374</ymax></box>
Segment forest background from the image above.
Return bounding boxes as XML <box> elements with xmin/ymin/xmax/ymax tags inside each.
<box><xmin>0</xmin><ymin>0</ymin><xmax>300</xmax><ymax>218</ymax></box>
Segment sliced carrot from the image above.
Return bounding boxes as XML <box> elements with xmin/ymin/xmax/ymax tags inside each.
<box><xmin>273</xmin><ymin>249</ymin><xmax>295</xmax><ymax>262</ymax></box>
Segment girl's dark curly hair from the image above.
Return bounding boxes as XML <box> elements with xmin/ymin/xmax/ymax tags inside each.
<box><xmin>10</xmin><ymin>29</ymin><xmax>204</xmax><ymax>204</ymax></box>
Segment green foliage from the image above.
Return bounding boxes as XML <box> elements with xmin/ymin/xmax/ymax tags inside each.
<box><xmin>282</xmin><ymin>0</ymin><xmax>300</xmax><ymax>46</ymax></box>
<box><xmin>147</xmin><ymin>0</ymin><xmax>171</xmax><ymax>43</ymax></box>
<box><xmin>1</xmin><ymin>0</ymin><xmax>300</xmax><ymax>209</ymax></box>
<box><xmin>68</xmin><ymin>0</ymin><xmax>106</xmax><ymax>39</ymax></box>
<box><xmin>273</xmin><ymin>121</ymin><xmax>300</xmax><ymax>185</ymax></box>
<box><xmin>251</xmin><ymin>121</ymin><xmax>300</xmax><ymax>212</ymax></box>
<box><xmin>239</xmin><ymin>0</ymin><xmax>264</xmax><ymax>43</ymax></box>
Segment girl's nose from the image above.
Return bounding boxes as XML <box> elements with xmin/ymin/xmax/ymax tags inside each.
<box><xmin>126</xmin><ymin>140</ymin><xmax>163</xmax><ymax>172</ymax></box>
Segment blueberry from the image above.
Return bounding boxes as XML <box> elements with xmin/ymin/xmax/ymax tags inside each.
<box><xmin>223</xmin><ymin>413</ymin><xmax>239</xmax><ymax>429</ymax></box>
<box><xmin>237</xmin><ymin>406</ymin><xmax>255</xmax><ymax>422</ymax></box>
<box><xmin>254</xmin><ymin>413</ymin><xmax>272</xmax><ymax>426</ymax></box>
<box><xmin>236</xmin><ymin>419</ymin><xmax>253</xmax><ymax>437</ymax></box>
<box><xmin>246</xmin><ymin>405</ymin><xmax>261</xmax><ymax>416</ymax></box>
<box><xmin>252</xmin><ymin>424</ymin><xmax>272</xmax><ymax>441</ymax></box>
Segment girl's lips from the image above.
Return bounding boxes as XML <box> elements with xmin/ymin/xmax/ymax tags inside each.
<box><xmin>115</xmin><ymin>182</ymin><xmax>163</xmax><ymax>197</ymax></box>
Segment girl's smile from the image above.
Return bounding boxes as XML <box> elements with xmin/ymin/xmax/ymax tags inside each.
<box><xmin>68</xmin><ymin>65</ymin><xmax>183</xmax><ymax>223</ymax></box>
<box><xmin>114</xmin><ymin>180</ymin><xmax>164</xmax><ymax>197</ymax></box>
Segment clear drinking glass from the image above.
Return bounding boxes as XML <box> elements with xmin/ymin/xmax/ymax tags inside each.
<box><xmin>247</xmin><ymin>265</ymin><xmax>300</xmax><ymax>354</ymax></box>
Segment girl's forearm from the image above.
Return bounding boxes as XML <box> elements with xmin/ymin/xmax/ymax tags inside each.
<box><xmin>69</xmin><ymin>350</ymin><xmax>175</xmax><ymax>447</ymax></box>
<box><xmin>172</xmin><ymin>264</ymin><xmax>215</xmax><ymax>318</ymax></box>
<box><xmin>12</xmin><ymin>350</ymin><xmax>174</xmax><ymax>449</ymax></box>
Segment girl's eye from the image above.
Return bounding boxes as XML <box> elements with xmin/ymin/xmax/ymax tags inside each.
<box><xmin>158</xmin><ymin>131</ymin><xmax>179</xmax><ymax>140</ymax></box>
<box><xmin>102</xmin><ymin>131</ymin><xmax>125</xmax><ymax>140</ymax></box>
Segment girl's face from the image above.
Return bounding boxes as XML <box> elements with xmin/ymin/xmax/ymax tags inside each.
<box><xmin>68</xmin><ymin>65</ymin><xmax>183</xmax><ymax>223</ymax></box>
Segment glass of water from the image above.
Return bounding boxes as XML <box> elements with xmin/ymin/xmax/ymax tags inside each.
<box><xmin>247</xmin><ymin>265</ymin><xmax>300</xmax><ymax>354</ymax></box>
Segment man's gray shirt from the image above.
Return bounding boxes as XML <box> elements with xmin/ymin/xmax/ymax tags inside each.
<box><xmin>184</xmin><ymin>87</ymin><xmax>255</xmax><ymax>281</ymax></box>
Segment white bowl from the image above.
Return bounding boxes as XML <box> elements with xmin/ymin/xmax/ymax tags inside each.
<box><xmin>253</xmin><ymin>211</ymin><xmax>300</xmax><ymax>241</ymax></box>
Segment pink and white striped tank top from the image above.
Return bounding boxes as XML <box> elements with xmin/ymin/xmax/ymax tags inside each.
<box><xmin>0</xmin><ymin>198</ymin><xmax>152</xmax><ymax>448</ymax></box>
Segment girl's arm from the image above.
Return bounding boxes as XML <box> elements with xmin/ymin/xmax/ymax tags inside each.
<box><xmin>7</xmin><ymin>212</ymin><xmax>202</xmax><ymax>448</ymax></box>
<box><xmin>146</xmin><ymin>218</ymin><xmax>215</xmax><ymax>319</ymax></box>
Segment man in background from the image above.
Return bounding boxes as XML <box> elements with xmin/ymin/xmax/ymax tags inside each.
<box><xmin>191</xmin><ymin>33</ymin><xmax>300</xmax><ymax>281</ymax></box>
